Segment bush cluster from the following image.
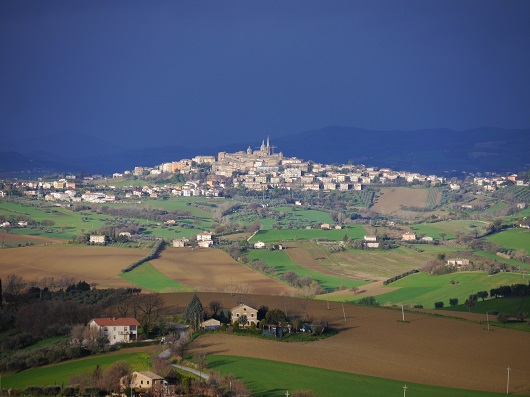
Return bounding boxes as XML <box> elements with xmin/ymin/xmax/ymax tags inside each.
<box><xmin>122</xmin><ymin>239</ymin><xmax>165</xmax><ymax>272</ymax></box>
<box><xmin>383</xmin><ymin>269</ymin><xmax>419</xmax><ymax>285</ymax></box>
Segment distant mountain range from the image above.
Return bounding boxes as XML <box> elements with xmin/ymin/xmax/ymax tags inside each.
<box><xmin>1</xmin><ymin>126</ymin><xmax>528</xmax><ymax>176</ymax></box>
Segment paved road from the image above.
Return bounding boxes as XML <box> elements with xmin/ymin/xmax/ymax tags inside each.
<box><xmin>159</xmin><ymin>348</ymin><xmax>210</xmax><ymax>380</ymax></box>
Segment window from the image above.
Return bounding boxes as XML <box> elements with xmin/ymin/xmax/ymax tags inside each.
<box><xmin>104</xmin><ymin>327</ymin><xmax>108</xmax><ymax>331</ymax></box>
<box><xmin>113</xmin><ymin>327</ymin><xmax>116</xmax><ymax>331</ymax></box>
<box><xmin>114</xmin><ymin>335</ymin><xmax>116</xmax><ymax>339</ymax></box>
<box><xmin>124</xmin><ymin>327</ymin><xmax>128</xmax><ymax>331</ymax></box>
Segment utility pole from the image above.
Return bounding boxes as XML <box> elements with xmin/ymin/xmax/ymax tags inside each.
<box><xmin>403</xmin><ymin>384</ymin><xmax>407</xmax><ymax>397</ymax></box>
<box><xmin>506</xmin><ymin>366</ymin><xmax>511</xmax><ymax>394</ymax></box>
<box><xmin>342</xmin><ymin>303</ymin><xmax>346</xmax><ymax>322</ymax></box>
<box><xmin>285</xmin><ymin>391</ymin><xmax>289</xmax><ymax>397</ymax></box>
<box><xmin>402</xmin><ymin>305</ymin><xmax>405</xmax><ymax>322</ymax></box>
<box><xmin>486</xmin><ymin>312</ymin><xmax>490</xmax><ymax>331</ymax></box>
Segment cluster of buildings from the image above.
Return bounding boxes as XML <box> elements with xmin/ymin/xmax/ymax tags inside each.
<box><xmin>1</xmin><ymin>138</ymin><xmax>528</xmax><ymax>202</ymax></box>
<box><xmin>473</xmin><ymin>174</ymin><xmax>529</xmax><ymax>192</ymax></box>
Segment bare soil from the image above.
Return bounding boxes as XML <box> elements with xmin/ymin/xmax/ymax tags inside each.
<box><xmin>164</xmin><ymin>292</ymin><xmax>530</xmax><ymax>395</ymax></box>
<box><xmin>152</xmin><ymin>247</ymin><xmax>297</xmax><ymax>295</ymax></box>
<box><xmin>0</xmin><ymin>245</ymin><xmax>149</xmax><ymax>288</ymax></box>
<box><xmin>0</xmin><ymin>232</ymin><xmax>66</xmax><ymax>245</ymax></box>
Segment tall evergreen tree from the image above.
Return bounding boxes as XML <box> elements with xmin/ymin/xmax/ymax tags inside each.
<box><xmin>184</xmin><ymin>294</ymin><xmax>204</xmax><ymax>331</ymax></box>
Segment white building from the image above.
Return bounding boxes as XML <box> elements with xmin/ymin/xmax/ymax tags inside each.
<box><xmin>88</xmin><ymin>317</ymin><xmax>140</xmax><ymax>345</ymax></box>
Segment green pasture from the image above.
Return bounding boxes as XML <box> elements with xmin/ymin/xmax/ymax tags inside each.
<box><xmin>21</xmin><ymin>336</ymin><xmax>69</xmax><ymax>351</ymax></box>
<box><xmin>272</xmin><ymin>206</ymin><xmax>334</xmax><ymax>224</ymax></box>
<box><xmin>247</xmin><ymin>250</ymin><xmax>366</xmax><ymax>291</ymax></box>
<box><xmin>472</xmin><ymin>250</ymin><xmax>530</xmax><ymax>270</ymax></box>
<box><xmin>411</xmin><ymin>220</ymin><xmax>489</xmax><ymax>240</ymax></box>
<box><xmin>485</xmin><ymin>228</ymin><xmax>530</xmax><ymax>254</ymax></box>
<box><xmin>0</xmin><ymin>201</ymin><xmax>111</xmax><ymax>239</ymax></box>
<box><xmin>351</xmin><ymin>272</ymin><xmax>526</xmax><ymax>309</ymax></box>
<box><xmin>250</xmin><ymin>225</ymin><xmax>367</xmax><ymax>243</ymax></box>
<box><xmin>97</xmin><ymin>196</ymin><xmax>224</xmax><ymax>219</ymax></box>
<box><xmin>443</xmin><ymin>296</ymin><xmax>530</xmax><ymax>316</ymax></box>
<box><xmin>120</xmin><ymin>262</ymin><xmax>192</xmax><ymax>293</ymax></box>
<box><xmin>0</xmin><ymin>351</ymin><xmax>152</xmax><ymax>389</ymax></box>
<box><xmin>207</xmin><ymin>355</ymin><xmax>506</xmax><ymax>397</ymax></box>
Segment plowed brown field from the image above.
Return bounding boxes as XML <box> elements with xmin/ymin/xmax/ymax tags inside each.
<box><xmin>0</xmin><ymin>232</ymin><xmax>66</xmax><ymax>245</ymax></box>
<box><xmin>162</xmin><ymin>292</ymin><xmax>530</xmax><ymax>395</ymax></box>
<box><xmin>152</xmin><ymin>248</ymin><xmax>297</xmax><ymax>295</ymax></box>
<box><xmin>0</xmin><ymin>245</ymin><xmax>149</xmax><ymax>288</ymax></box>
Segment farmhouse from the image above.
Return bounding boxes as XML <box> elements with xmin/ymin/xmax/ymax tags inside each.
<box><xmin>320</xmin><ymin>223</ymin><xmax>331</xmax><ymax>230</ymax></box>
<box><xmin>89</xmin><ymin>235</ymin><xmax>106</xmax><ymax>245</ymax></box>
<box><xmin>402</xmin><ymin>232</ymin><xmax>417</xmax><ymax>241</ymax></box>
<box><xmin>88</xmin><ymin>317</ymin><xmax>140</xmax><ymax>345</ymax></box>
<box><xmin>231</xmin><ymin>303</ymin><xmax>258</xmax><ymax>327</ymax></box>
<box><xmin>172</xmin><ymin>238</ymin><xmax>189</xmax><ymax>248</ymax></box>
<box><xmin>447</xmin><ymin>258</ymin><xmax>470</xmax><ymax>267</ymax></box>
<box><xmin>201</xmin><ymin>318</ymin><xmax>221</xmax><ymax>330</ymax></box>
<box><xmin>363</xmin><ymin>235</ymin><xmax>379</xmax><ymax>249</ymax></box>
<box><xmin>120</xmin><ymin>371</ymin><xmax>167</xmax><ymax>394</ymax></box>
<box><xmin>196</xmin><ymin>232</ymin><xmax>213</xmax><ymax>241</ymax></box>
<box><xmin>253</xmin><ymin>241</ymin><xmax>266</xmax><ymax>249</ymax></box>
<box><xmin>198</xmin><ymin>240</ymin><xmax>213</xmax><ymax>248</ymax></box>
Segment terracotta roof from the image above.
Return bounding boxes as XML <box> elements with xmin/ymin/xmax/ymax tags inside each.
<box><xmin>90</xmin><ymin>317</ymin><xmax>140</xmax><ymax>326</ymax></box>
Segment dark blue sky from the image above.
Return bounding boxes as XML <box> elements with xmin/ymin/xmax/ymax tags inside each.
<box><xmin>1</xmin><ymin>0</ymin><xmax>530</xmax><ymax>151</ymax></box>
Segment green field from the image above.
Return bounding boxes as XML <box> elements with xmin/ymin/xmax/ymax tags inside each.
<box><xmin>119</xmin><ymin>262</ymin><xmax>192</xmax><ymax>293</ymax></box>
<box><xmin>0</xmin><ymin>352</ymin><xmax>152</xmax><ymax>389</ymax></box>
<box><xmin>0</xmin><ymin>201</ymin><xmax>111</xmax><ymax>239</ymax></box>
<box><xmin>248</xmin><ymin>249</ymin><xmax>366</xmax><ymax>291</ymax></box>
<box><xmin>251</xmin><ymin>225</ymin><xmax>367</xmax><ymax>243</ymax></box>
<box><xmin>342</xmin><ymin>272</ymin><xmax>526</xmax><ymax>309</ymax></box>
<box><xmin>485</xmin><ymin>228</ymin><xmax>530</xmax><ymax>254</ymax></box>
<box><xmin>442</xmin><ymin>296</ymin><xmax>530</xmax><ymax>316</ymax></box>
<box><xmin>472</xmin><ymin>250</ymin><xmax>530</xmax><ymax>269</ymax></box>
<box><xmin>411</xmin><ymin>220</ymin><xmax>490</xmax><ymax>240</ymax></box>
<box><xmin>207</xmin><ymin>355</ymin><xmax>506</xmax><ymax>397</ymax></box>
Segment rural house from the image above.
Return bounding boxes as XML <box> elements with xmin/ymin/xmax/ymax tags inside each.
<box><xmin>196</xmin><ymin>232</ymin><xmax>213</xmax><ymax>241</ymax></box>
<box><xmin>172</xmin><ymin>238</ymin><xmax>189</xmax><ymax>248</ymax></box>
<box><xmin>253</xmin><ymin>241</ymin><xmax>266</xmax><ymax>249</ymax></box>
<box><xmin>402</xmin><ymin>232</ymin><xmax>417</xmax><ymax>241</ymax></box>
<box><xmin>446</xmin><ymin>258</ymin><xmax>470</xmax><ymax>267</ymax></box>
<box><xmin>120</xmin><ymin>371</ymin><xmax>167</xmax><ymax>394</ymax></box>
<box><xmin>89</xmin><ymin>235</ymin><xmax>106</xmax><ymax>245</ymax></box>
<box><xmin>262</xmin><ymin>324</ymin><xmax>291</xmax><ymax>338</ymax></box>
<box><xmin>363</xmin><ymin>235</ymin><xmax>379</xmax><ymax>249</ymax></box>
<box><xmin>88</xmin><ymin>317</ymin><xmax>140</xmax><ymax>345</ymax></box>
<box><xmin>197</xmin><ymin>240</ymin><xmax>213</xmax><ymax>248</ymax></box>
<box><xmin>231</xmin><ymin>303</ymin><xmax>259</xmax><ymax>327</ymax></box>
<box><xmin>200</xmin><ymin>318</ymin><xmax>221</xmax><ymax>330</ymax></box>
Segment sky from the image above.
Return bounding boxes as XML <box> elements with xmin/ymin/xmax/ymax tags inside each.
<box><xmin>1</xmin><ymin>0</ymin><xmax>530</xmax><ymax>152</ymax></box>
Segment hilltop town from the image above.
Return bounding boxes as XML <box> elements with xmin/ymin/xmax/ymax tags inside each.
<box><xmin>2</xmin><ymin>138</ymin><xmax>528</xmax><ymax>206</ymax></box>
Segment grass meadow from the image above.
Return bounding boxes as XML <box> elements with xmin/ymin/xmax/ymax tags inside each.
<box><xmin>206</xmin><ymin>355</ymin><xmax>507</xmax><ymax>397</ymax></box>
<box><xmin>485</xmin><ymin>228</ymin><xmax>530</xmax><ymax>254</ymax></box>
<box><xmin>410</xmin><ymin>220</ymin><xmax>490</xmax><ymax>240</ymax></box>
<box><xmin>119</xmin><ymin>262</ymin><xmax>192</xmax><ymax>293</ymax></box>
<box><xmin>0</xmin><ymin>201</ymin><xmax>111</xmax><ymax>239</ymax></box>
<box><xmin>250</xmin><ymin>225</ymin><xmax>367</xmax><ymax>243</ymax></box>
<box><xmin>339</xmin><ymin>272</ymin><xmax>526</xmax><ymax>309</ymax></box>
<box><xmin>0</xmin><ymin>351</ymin><xmax>152</xmax><ymax>389</ymax></box>
<box><xmin>442</xmin><ymin>296</ymin><xmax>530</xmax><ymax>316</ymax></box>
<box><xmin>247</xmin><ymin>249</ymin><xmax>366</xmax><ymax>291</ymax></box>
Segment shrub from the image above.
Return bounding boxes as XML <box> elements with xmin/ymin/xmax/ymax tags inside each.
<box><xmin>434</xmin><ymin>301</ymin><xmax>444</xmax><ymax>309</ymax></box>
<box><xmin>357</xmin><ymin>296</ymin><xmax>379</xmax><ymax>306</ymax></box>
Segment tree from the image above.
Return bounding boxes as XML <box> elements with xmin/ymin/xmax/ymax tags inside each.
<box><xmin>464</xmin><ymin>299</ymin><xmax>476</xmax><ymax>312</ymax></box>
<box><xmin>209</xmin><ymin>300</ymin><xmax>222</xmax><ymax>317</ymax></box>
<box><xmin>184</xmin><ymin>294</ymin><xmax>205</xmax><ymax>331</ymax></box>
<box><xmin>477</xmin><ymin>291</ymin><xmax>488</xmax><ymax>301</ymax></box>
<box><xmin>257</xmin><ymin>305</ymin><xmax>269</xmax><ymax>321</ymax></box>
<box><xmin>434</xmin><ymin>301</ymin><xmax>444</xmax><ymax>309</ymax></box>
<box><xmin>449</xmin><ymin>298</ymin><xmax>459</xmax><ymax>307</ymax></box>
<box><xmin>439</xmin><ymin>232</ymin><xmax>447</xmax><ymax>241</ymax></box>
<box><xmin>136</xmin><ymin>293</ymin><xmax>163</xmax><ymax>336</ymax></box>
<box><xmin>358</xmin><ymin>296</ymin><xmax>379</xmax><ymax>306</ymax></box>
<box><xmin>0</xmin><ymin>278</ymin><xmax>2</xmax><ymax>309</ymax></box>
<box><xmin>265</xmin><ymin>309</ymin><xmax>287</xmax><ymax>325</ymax></box>
<box><xmin>237</xmin><ymin>314</ymin><xmax>248</xmax><ymax>327</ymax></box>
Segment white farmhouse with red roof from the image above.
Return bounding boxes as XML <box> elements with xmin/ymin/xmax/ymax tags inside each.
<box><xmin>88</xmin><ymin>317</ymin><xmax>141</xmax><ymax>345</ymax></box>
